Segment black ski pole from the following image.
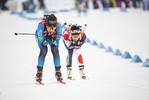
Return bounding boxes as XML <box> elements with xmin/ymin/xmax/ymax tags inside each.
<box><xmin>14</xmin><ymin>33</ymin><xmax>36</xmax><ymax>35</ymax></box>
<box><xmin>83</xmin><ymin>24</ymin><xmax>87</xmax><ymax>32</ymax></box>
<box><xmin>15</xmin><ymin>23</ymin><xmax>67</xmax><ymax>36</ymax></box>
<box><xmin>62</xmin><ymin>22</ymin><xmax>67</xmax><ymax>27</ymax></box>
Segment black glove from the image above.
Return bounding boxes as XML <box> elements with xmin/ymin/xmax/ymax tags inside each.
<box><xmin>46</xmin><ymin>33</ymin><xmax>56</xmax><ymax>42</ymax></box>
<box><xmin>70</xmin><ymin>40</ymin><xmax>76</xmax><ymax>46</ymax></box>
<box><xmin>76</xmin><ymin>40</ymin><xmax>82</xmax><ymax>46</ymax></box>
<box><xmin>69</xmin><ymin>40</ymin><xmax>82</xmax><ymax>49</ymax></box>
<box><xmin>70</xmin><ymin>40</ymin><xmax>82</xmax><ymax>46</ymax></box>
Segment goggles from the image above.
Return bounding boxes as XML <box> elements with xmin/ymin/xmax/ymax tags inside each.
<box><xmin>71</xmin><ymin>35</ymin><xmax>80</xmax><ymax>38</ymax></box>
<box><xmin>46</xmin><ymin>26</ymin><xmax>56</xmax><ymax>30</ymax></box>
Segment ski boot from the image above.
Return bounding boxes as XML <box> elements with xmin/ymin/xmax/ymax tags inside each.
<box><xmin>55</xmin><ymin>71</ymin><xmax>63</xmax><ymax>81</ymax></box>
<box><xmin>55</xmin><ymin>66</ymin><xmax>63</xmax><ymax>80</ymax></box>
<box><xmin>55</xmin><ymin>66</ymin><xmax>66</xmax><ymax>84</ymax></box>
<box><xmin>67</xmin><ymin>67</ymin><xmax>72</xmax><ymax>80</ymax></box>
<box><xmin>79</xmin><ymin>66</ymin><xmax>86</xmax><ymax>79</ymax></box>
<box><xmin>35</xmin><ymin>66</ymin><xmax>44</xmax><ymax>85</ymax></box>
<box><xmin>55</xmin><ymin>71</ymin><xmax>66</xmax><ymax>84</ymax></box>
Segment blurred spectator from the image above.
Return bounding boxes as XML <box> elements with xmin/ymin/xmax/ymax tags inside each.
<box><xmin>106</xmin><ymin>0</ymin><xmax>111</xmax><ymax>7</ymax></box>
<box><xmin>136</xmin><ymin>0</ymin><xmax>142</xmax><ymax>8</ymax></box>
<box><xmin>0</xmin><ymin>0</ymin><xmax>9</xmax><ymax>10</ymax></box>
<box><xmin>75</xmin><ymin>0</ymin><xmax>87</xmax><ymax>16</ymax></box>
<box><xmin>38</xmin><ymin>0</ymin><xmax>45</xmax><ymax>10</ymax></box>
<box><xmin>93</xmin><ymin>0</ymin><xmax>99</xmax><ymax>9</ymax></box>
<box><xmin>143</xmin><ymin>0</ymin><xmax>149</xmax><ymax>10</ymax></box>
<box><xmin>115</xmin><ymin>0</ymin><xmax>129</xmax><ymax>8</ymax></box>
<box><xmin>75</xmin><ymin>0</ymin><xmax>87</xmax><ymax>9</ymax></box>
<box><xmin>133</xmin><ymin>0</ymin><xmax>142</xmax><ymax>8</ymax></box>
<box><xmin>101</xmin><ymin>0</ymin><xmax>108</xmax><ymax>8</ymax></box>
<box><xmin>22</xmin><ymin>0</ymin><xmax>36</xmax><ymax>11</ymax></box>
<box><xmin>84</xmin><ymin>0</ymin><xmax>89</xmax><ymax>8</ymax></box>
<box><xmin>123</xmin><ymin>0</ymin><xmax>130</xmax><ymax>8</ymax></box>
<box><xmin>110</xmin><ymin>0</ymin><xmax>117</xmax><ymax>8</ymax></box>
<box><xmin>74</xmin><ymin>0</ymin><xmax>78</xmax><ymax>8</ymax></box>
<box><xmin>93</xmin><ymin>0</ymin><xmax>149</xmax><ymax>10</ymax></box>
<box><xmin>116</xmin><ymin>0</ymin><xmax>122</xmax><ymax>8</ymax></box>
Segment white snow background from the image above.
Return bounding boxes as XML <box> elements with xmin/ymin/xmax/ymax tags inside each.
<box><xmin>0</xmin><ymin>0</ymin><xmax>149</xmax><ymax>100</ymax></box>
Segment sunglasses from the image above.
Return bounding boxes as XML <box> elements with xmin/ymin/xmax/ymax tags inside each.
<box><xmin>46</xmin><ymin>26</ymin><xmax>56</xmax><ymax>30</ymax></box>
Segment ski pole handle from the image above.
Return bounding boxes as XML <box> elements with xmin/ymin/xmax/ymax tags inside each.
<box><xmin>62</xmin><ymin>22</ymin><xmax>67</xmax><ymax>27</ymax></box>
<box><xmin>14</xmin><ymin>33</ymin><xmax>36</xmax><ymax>35</ymax></box>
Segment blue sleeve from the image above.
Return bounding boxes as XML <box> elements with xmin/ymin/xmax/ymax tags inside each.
<box><xmin>35</xmin><ymin>24</ymin><xmax>45</xmax><ymax>41</ymax></box>
<box><xmin>56</xmin><ymin>23</ymin><xmax>62</xmax><ymax>35</ymax></box>
<box><xmin>36</xmin><ymin>24</ymin><xmax>44</xmax><ymax>35</ymax></box>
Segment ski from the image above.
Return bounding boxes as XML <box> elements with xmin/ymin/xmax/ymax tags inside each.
<box><xmin>67</xmin><ymin>77</ymin><xmax>76</xmax><ymax>80</ymax></box>
<box><xmin>58</xmin><ymin>79</ymin><xmax>66</xmax><ymax>84</ymax></box>
<box><xmin>67</xmin><ymin>76</ymin><xmax>89</xmax><ymax>80</ymax></box>
<box><xmin>36</xmin><ymin>80</ymin><xmax>44</xmax><ymax>85</ymax></box>
<box><xmin>81</xmin><ymin>77</ymin><xmax>90</xmax><ymax>80</ymax></box>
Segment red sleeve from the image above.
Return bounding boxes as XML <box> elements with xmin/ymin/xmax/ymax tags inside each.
<box><xmin>63</xmin><ymin>34</ymin><xmax>69</xmax><ymax>41</ymax></box>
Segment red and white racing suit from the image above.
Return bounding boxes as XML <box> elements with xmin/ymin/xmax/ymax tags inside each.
<box><xmin>62</xmin><ymin>28</ymin><xmax>86</xmax><ymax>68</ymax></box>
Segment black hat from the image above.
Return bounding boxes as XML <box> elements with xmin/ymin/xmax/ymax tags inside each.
<box><xmin>46</xmin><ymin>14</ymin><xmax>57</xmax><ymax>27</ymax></box>
<box><xmin>71</xmin><ymin>25</ymin><xmax>80</xmax><ymax>35</ymax></box>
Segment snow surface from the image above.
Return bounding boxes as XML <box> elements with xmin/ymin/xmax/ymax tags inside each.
<box><xmin>0</xmin><ymin>2</ymin><xmax>149</xmax><ymax>100</ymax></box>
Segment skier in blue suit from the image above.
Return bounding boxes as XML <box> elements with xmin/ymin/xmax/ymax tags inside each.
<box><xmin>35</xmin><ymin>14</ymin><xmax>63</xmax><ymax>83</ymax></box>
